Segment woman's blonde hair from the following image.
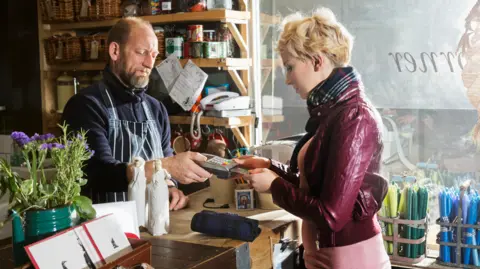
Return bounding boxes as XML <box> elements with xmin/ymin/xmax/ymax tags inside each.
<box><xmin>276</xmin><ymin>8</ymin><xmax>353</xmax><ymax>67</ymax></box>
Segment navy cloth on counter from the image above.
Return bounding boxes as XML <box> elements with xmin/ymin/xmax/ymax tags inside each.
<box><xmin>191</xmin><ymin>210</ymin><xmax>262</xmax><ymax>242</ymax></box>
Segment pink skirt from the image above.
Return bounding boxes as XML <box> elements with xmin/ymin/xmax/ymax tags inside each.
<box><xmin>302</xmin><ymin>221</ymin><xmax>391</xmax><ymax>269</ymax></box>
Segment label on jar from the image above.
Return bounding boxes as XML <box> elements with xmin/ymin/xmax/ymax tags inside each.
<box><xmin>162</xmin><ymin>1</ymin><xmax>172</xmax><ymax>10</ymax></box>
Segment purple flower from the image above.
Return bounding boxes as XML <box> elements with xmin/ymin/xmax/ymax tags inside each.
<box><xmin>39</xmin><ymin>143</ymin><xmax>65</xmax><ymax>150</ymax></box>
<box><xmin>89</xmin><ymin>149</ymin><xmax>95</xmax><ymax>157</ymax></box>
<box><xmin>31</xmin><ymin>133</ymin><xmax>55</xmax><ymax>142</ymax></box>
<box><xmin>52</xmin><ymin>143</ymin><xmax>65</xmax><ymax>149</ymax></box>
<box><xmin>41</xmin><ymin>133</ymin><xmax>55</xmax><ymax>141</ymax></box>
<box><xmin>11</xmin><ymin>132</ymin><xmax>31</xmax><ymax>147</ymax></box>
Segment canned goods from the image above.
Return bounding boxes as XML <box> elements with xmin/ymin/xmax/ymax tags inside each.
<box><xmin>188</xmin><ymin>25</ymin><xmax>203</xmax><ymax>42</ymax></box>
<box><xmin>204</xmin><ymin>42</ymin><xmax>226</xmax><ymax>58</ymax></box>
<box><xmin>165</xmin><ymin>37</ymin><xmax>183</xmax><ymax>58</ymax></box>
<box><xmin>183</xmin><ymin>41</ymin><xmax>191</xmax><ymax>58</ymax></box>
<box><xmin>203</xmin><ymin>30</ymin><xmax>216</xmax><ymax>42</ymax></box>
<box><xmin>191</xmin><ymin>42</ymin><xmax>204</xmax><ymax>58</ymax></box>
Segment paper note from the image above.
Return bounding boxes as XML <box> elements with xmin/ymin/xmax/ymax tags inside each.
<box><xmin>155</xmin><ymin>54</ymin><xmax>183</xmax><ymax>92</ymax></box>
<box><xmin>169</xmin><ymin>60</ymin><xmax>208</xmax><ymax>111</ymax></box>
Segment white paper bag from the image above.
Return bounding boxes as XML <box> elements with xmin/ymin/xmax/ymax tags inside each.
<box><xmin>147</xmin><ymin>159</ymin><xmax>170</xmax><ymax>236</ymax></box>
<box><xmin>127</xmin><ymin>157</ymin><xmax>147</xmax><ymax>227</ymax></box>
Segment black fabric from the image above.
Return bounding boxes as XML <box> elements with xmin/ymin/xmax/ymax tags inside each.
<box><xmin>191</xmin><ymin>210</ymin><xmax>262</xmax><ymax>242</ymax></box>
<box><xmin>62</xmin><ymin>65</ymin><xmax>174</xmax><ymax>194</ymax></box>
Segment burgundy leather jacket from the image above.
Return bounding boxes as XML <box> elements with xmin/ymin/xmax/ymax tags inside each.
<box><xmin>269</xmin><ymin>87</ymin><xmax>383</xmax><ymax>248</ymax></box>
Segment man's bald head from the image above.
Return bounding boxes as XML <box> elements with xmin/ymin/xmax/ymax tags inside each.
<box><xmin>107</xmin><ymin>17</ymin><xmax>155</xmax><ymax>60</ymax></box>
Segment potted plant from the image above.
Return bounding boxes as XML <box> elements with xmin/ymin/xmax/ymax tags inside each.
<box><xmin>0</xmin><ymin>123</ymin><xmax>96</xmax><ymax>266</ymax></box>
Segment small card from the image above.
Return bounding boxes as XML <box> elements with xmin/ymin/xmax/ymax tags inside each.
<box><xmin>26</xmin><ymin>229</ymin><xmax>97</xmax><ymax>269</ymax></box>
<box><xmin>83</xmin><ymin>214</ymin><xmax>133</xmax><ymax>263</ymax></box>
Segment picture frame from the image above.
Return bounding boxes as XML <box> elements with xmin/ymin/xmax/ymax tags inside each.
<box><xmin>235</xmin><ymin>188</ymin><xmax>255</xmax><ymax>210</ymax></box>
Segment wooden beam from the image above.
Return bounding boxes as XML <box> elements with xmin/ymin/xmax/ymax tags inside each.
<box><xmin>226</xmin><ymin>22</ymin><xmax>248</xmax><ymax>55</ymax></box>
<box><xmin>228</xmin><ymin>70</ymin><xmax>248</xmax><ymax>96</ymax></box>
<box><xmin>231</xmin><ymin>127</ymin><xmax>250</xmax><ymax>147</ymax></box>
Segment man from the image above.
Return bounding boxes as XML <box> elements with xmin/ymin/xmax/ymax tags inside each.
<box><xmin>62</xmin><ymin>17</ymin><xmax>211</xmax><ymax>210</ymax></box>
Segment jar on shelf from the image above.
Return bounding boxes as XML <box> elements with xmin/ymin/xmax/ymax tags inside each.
<box><xmin>77</xmin><ymin>72</ymin><xmax>92</xmax><ymax>90</ymax></box>
<box><xmin>189</xmin><ymin>0</ymin><xmax>206</xmax><ymax>12</ymax></box>
<box><xmin>217</xmin><ymin>23</ymin><xmax>234</xmax><ymax>57</ymax></box>
<box><xmin>174</xmin><ymin>0</ymin><xmax>190</xmax><ymax>12</ymax></box>
<box><xmin>207</xmin><ymin>0</ymin><xmax>232</xmax><ymax>10</ymax></box>
<box><xmin>56</xmin><ymin>72</ymin><xmax>76</xmax><ymax>113</ymax></box>
<box><xmin>203</xmin><ymin>30</ymin><xmax>216</xmax><ymax>42</ymax></box>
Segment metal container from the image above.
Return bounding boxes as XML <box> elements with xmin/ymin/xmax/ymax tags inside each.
<box><xmin>191</xmin><ymin>42</ymin><xmax>204</xmax><ymax>58</ymax></box>
<box><xmin>183</xmin><ymin>41</ymin><xmax>192</xmax><ymax>58</ymax></box>
<box><xmin>165</xmin><ymin>37</ymin><xmax>183</xmax><ymax>58</ymax></box>
<box><xmin>204</xmin><ymin>42</ymin><xmax>226</xmax><ymax>58</ymax></box>
<box><xmin>187</xmin><ymin>25</ymin><xmax>203</xmax><ymax>42</ymax></box>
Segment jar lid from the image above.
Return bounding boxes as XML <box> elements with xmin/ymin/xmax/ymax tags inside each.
<box><xmin>204</xmin><ymin>30</ymin><xmax>215</xmax><ymax>32</ymax></box>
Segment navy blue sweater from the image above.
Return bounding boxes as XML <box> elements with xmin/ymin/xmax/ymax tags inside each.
<box><xmin>61</xmin><ymin>66</ymin><xmax>174</xmax><ymax>193</ymax></box>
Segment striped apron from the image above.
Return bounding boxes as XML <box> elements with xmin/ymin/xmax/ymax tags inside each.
<box><xmin>91</xmin><ymin>84</ymin><xmax>164</xmax><ymax>203</ymax></box>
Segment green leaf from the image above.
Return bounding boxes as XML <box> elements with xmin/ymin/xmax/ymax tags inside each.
<box><xmin>40</xmin><ymin>184</ymin><xmax>56</xmax><ymax>196</ymax></box>
<box><xmin>77</xmin><ymin>178</ymin><xmax>88</xmax><ymax>187</ymax></box>
<box><xmin>73</xmin><ymin>195</ymin><xmax>92</xmax><ymax>206</ymax></box>
<box><xmin>73</xmin><ymin>196</ymin><xmax>96</xmax><ymax>220</ymax></box>
<box><xmin>20</xmin><ymin>179</ymin><xmax>34</xmax><ymax>196</ymax></box>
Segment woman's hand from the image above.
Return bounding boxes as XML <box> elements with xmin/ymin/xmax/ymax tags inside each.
<box><xmin>233</xmin><ymin>155</ymin><xmax>271</xmax><ymax>170</ymax></box>
<box><xmin>244</xmin><ymin>168</ymin><xmax>279</xmax><ymax>193</ymax></box>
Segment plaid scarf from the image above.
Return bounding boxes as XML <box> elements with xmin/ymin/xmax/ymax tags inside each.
<box><xmin>307</xmin><ymin>66</ymin><xmax>361</xmax><ymax>109</ymax></box>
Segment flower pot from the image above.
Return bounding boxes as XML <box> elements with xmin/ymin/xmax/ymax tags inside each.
<box><xmin>12</xmin><ymin>205</ymin><xmax>74</xmax><ymax>266</ymax></box>
<box><xmin>25</xmin><ymin>205</ymin><xmax>74</xmax><ymax>243</ymax></box>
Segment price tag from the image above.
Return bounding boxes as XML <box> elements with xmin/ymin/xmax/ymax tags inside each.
<box><xmin>90</xmin><ymin>40</ymin><xmax>99</xmax><ymax>60</ymax></box>
<box><xmin>55</xmin><ymin>40</ymin><xmax>64</xmax><ymax>60</ymax></box>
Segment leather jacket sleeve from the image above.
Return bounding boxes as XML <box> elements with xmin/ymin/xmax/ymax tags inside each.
<box><xmin>270</xmin><ymin>107</ymin><xmax>379</xmax><ymax>232</ymax></box>
<box><xmin>269</xmin><ymin>159</ymin><xmax>300</xmax><ymax>187</ymax></box>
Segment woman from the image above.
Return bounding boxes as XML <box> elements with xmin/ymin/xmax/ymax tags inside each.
<box><xmin>235</xmin><ymin>8</ymin><xmax>391</xmax><ymax>269</ymax></box>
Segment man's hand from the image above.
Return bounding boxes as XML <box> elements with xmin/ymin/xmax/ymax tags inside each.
<box><xmin>169</xmin><ymin>187</ymin><xmax>188</xmax><ymax>211</ymax></box>
<box><xmin>161</xmin><ymin>152</ymin><xmax>212</xmax><ymax>184</ymax></box>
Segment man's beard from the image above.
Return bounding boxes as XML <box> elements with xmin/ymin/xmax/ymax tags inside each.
<box><xmin>117</xmin><ymin>58</ymin><xmax>150</xmax><ymax>89</ymax></box>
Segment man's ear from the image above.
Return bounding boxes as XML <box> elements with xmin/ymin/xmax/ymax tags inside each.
<box><xmin>312</xmin><ymin>55</ymin><xmax>323</xmax><ymax>72</ymax></box>
<box><xmin>109</xmin><ymin>42</ymin><xmax>120</xmax><ymax>61</ymax></box>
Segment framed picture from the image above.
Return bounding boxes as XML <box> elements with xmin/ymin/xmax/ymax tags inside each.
<box><xmin>235</xmin><ymin>188</ymin><xmax>255</xmax><ymax>210</ymax></box>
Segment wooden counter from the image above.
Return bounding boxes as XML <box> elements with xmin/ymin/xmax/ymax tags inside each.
<box><xmin>141</xmin><ymin>187</ymin><xmax>302</xmax><ymax>269</ymax></box>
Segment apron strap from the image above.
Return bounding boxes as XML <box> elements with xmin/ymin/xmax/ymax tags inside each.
<box><xmin>99</xmin><ymin>81</ymin><xmax>118</xmax><ymax>120</ymax></box>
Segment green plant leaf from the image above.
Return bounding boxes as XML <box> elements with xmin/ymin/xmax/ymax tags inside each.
<box><xmin>73</xmin><ymin>196</ymin><xmax>96</xmax><ymax>220</ymax></box>
<box><xmin>77</xmin><ymin>178</ymin><xmax>88</xmax><ymax>186</ymax></box>
<box><xmin>20</xmin><ymin>179</ymin><xmax>34</xmax><ymax>196</ymax></box>
<box><xmin>40</xmin><ymin>184</ymin><xmax>56</xmax><ymax>196</ymax></box>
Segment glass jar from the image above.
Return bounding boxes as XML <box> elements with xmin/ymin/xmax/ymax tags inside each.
<box><xmin>203</xmin><ymin>30</ymin><xmax>216</xmax><ymax>42</ymax></box>
<box><xmin>217</xmin><ymin>23</ymin><xmax>234</xmax><ymax>57</ymax></box>
<box><xmin>189</xmin><ymin>0</ymin><xmax>207</xmax><ymax>12</ymax></box>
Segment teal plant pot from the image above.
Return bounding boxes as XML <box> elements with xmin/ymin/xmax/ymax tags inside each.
<box><xmin>12</xmin><ymin>205</ymin><xmax>74</xmax><ymax>266</ymax></box>
<box><xmin>25</xmin><ymin>205</ymin><xmax>74</xmax><ymax>243</ymax></box>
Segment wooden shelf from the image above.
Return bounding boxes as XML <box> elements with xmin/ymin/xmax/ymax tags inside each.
<box><xmin>44</xmin><ymin>10</ymin><xmax>251</xmax><ymax>31</ymax></box>
<box><xmin>45</xmin><ymin>58</ymin><xmax>251</xmax><ymax>71</ymax></box>
<box><xmin>168</xmin><ymin>115</ymin><xmax>253</xmax><ymax>127</ymax></box>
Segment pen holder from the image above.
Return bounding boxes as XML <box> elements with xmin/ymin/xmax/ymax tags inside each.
<box><xmin>235</xmin><ymin>184</ymin><xmax>255</xmax><ymax>211</ymax></box>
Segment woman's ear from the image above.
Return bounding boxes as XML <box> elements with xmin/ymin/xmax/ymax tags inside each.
<box><xmin>109</xmin><ymin>42</ymin><xmax>120</xmax><ymax>61</ymax></box>
<box><xmin>312</xmin><ymin>55</ymin><xmax>323</xmax><ymax>72</ymax></box>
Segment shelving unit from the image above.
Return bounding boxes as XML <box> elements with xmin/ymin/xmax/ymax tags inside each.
<box><xmin>36</xmin><ymin>0</ymin><xmax>254</xmax><ymax>147</ymax></box>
